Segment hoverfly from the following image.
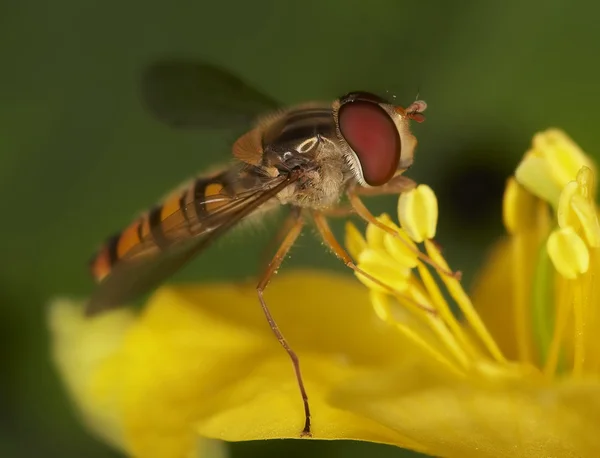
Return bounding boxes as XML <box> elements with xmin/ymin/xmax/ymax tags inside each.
<box><xmin>88</xmin><ymin>60</ymin><xmax>427</xmax><ymax>436</ymax></box>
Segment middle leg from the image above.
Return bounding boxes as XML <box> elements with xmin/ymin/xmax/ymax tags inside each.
<box><xmin>255</xmin><ymin>206</ymin><xmax>312</xmax><ymax>437</ymax></box>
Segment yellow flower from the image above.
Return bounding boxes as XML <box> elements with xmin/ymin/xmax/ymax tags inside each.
<box><xmin>49</xmin><ymin>129</ymin><xmax>600</xmax><ymax>458</ymax></box>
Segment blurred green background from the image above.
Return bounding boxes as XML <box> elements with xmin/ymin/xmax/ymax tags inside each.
<box><xmin>1</xmin><ymin>0</ymin><xmax>599</xmax><ymax>457</ymax></box>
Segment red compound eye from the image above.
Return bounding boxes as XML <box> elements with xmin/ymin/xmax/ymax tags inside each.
<box><xmin>338</xmin><ymin>101</ymin><xmax>400</xmax><ymax>186</ymax></box>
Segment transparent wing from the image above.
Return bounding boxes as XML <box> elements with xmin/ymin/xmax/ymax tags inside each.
<box><xmin>86</xmin><ymin>173</ymin><xmax>298</xmax><ymax>316</ymax></box>
<box><xmin>119</xmin><ymin>179</ymin><xmax>276</xmax><ymax>261</ymax></box>
<box><xmin>140</xmin><ymin>59</ymin><xmax>281</xmax><ymax>129</ymax></box>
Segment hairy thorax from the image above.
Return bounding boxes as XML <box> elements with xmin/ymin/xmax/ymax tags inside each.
<box><xmin>276</xmin><ymin>146</ymin><xmax>352</xmax><ymax>210</ymax></box>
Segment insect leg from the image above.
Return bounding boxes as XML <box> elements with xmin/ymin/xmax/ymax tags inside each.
<box><xmin>317</xmin><ymin>204</ymin><xmax>355</xmax><ymax>218</ymax></box>
<box><xmin>256</xmin><ymin>207</ymin><xmax>312</xmax><ymax>437</ymax></box>
<box><xmin>312</xmin><ymin>211</ymin><xmax>436</xmax><ymax>314</ymax></box>
<box><xmin>347</xmin><ymin>189</ymin><xmax>460</xmax><ymax>280</ymax></box>
<box><xmin>258</xmin><ymin>208</ymin><xmax>304</xmax><ymax>275</ymax></box>
<box><xmin>353</xmin><ymin>174</ymin><xmax>417</xmax><ymax>196</ymax></box>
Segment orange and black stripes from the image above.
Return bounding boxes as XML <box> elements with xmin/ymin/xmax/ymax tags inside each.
<box><xmin>179</xmin><ymin>189</ymin><xmax>192</xmax><ymax>228</ymax></box>
<box><xmin>89</xmin><ymin>170</ymin><xmax>240</xmax><ymax>283</ymax></box>
<box><xmin>193</xmin><ymin>176</ymin><xmax>209</xmax><ymax>219</ymax></box>
<box><xmin>148</xmin><ymin>205</ymin><xmax>169</xmax><ymax>249</ymax></box>
<box><xmin>89</xmin><ymin>233</ymin><xmax>120</xmax><ymax>283</ymax></box>
<box><xmin>117</xmin><ymin>221</ymin><xmax>143</xmax><ymax>258</ymax></box>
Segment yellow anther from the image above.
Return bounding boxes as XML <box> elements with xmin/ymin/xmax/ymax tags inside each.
<box><xmin>535</xmin><ymin>129</ymin><xmax>596</xmax><ymax>192</ymax></box>
<box><xmin>356</xmin><ymin>248</ymin><xmax>411</xmax><ymax>293</ymax></box>
<box><xmin>571</xmin><ymin>194</ymin><xmax>600</xmax><ymax>248</ymax></box>
<box><xmin>365</xmin><ymin>214</ymin><xmax>419</xmax><ymax>269</ymax></box>
<box><xmin>573</xmin><ymin>167</ymin><xmax>600</xmax><ymax>247</ymax></box>
<box><xmin>397</xmin><ymin>184</ymin><xmax>438</xmax><ymax>243</ymax></box>
<box><xmin>383</xmin><ymin>230</ymin><xmax>419</xmax><ymax>269</ymax></box>
<box><xmin>365</xmin><ymin>214</ymin><xmax>394</xmax><ymax>249</ymax></box>
<box><xmin>576</xmin><ymin>166</ymin><xmax>594</xmax><ymax>199</ymax></box>
<box><xmin>556</xmin><ymin>168</ymin><xmax>600</xmax><ymax>248</ymax></box>
<box><xmin>345</xmin><ymin>221</ymin><xmax>367</xmax><ymax>260</ymax></box>
<box><xmin>546</xmin><ymin>228</ymin><xmax>590</xmax><ymax>279</ymax></box>
<box><xmin>515</xmin><ymin>152</ymin><xmax>561</xmax><ymax>207</ymax></box>
<box><xmin>370</xmin><ymin>290</ymin><xmax>392</xmax><ymax>322</ymax></box>
<box><xmin>557</xmin><ymin>181</ymin><xmax>580</xmax><ymax>229</ymax></box>
<box><xmin>515</xmin><ymin>129</ymin><xmax>596</xmax><ymax>208</ymax></box>
<box><xmin>502</xmin><ymin>178</ymin><xmax>540</xmax><ymax>234</ymax></box>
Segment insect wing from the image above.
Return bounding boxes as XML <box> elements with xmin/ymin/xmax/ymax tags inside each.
<box><xmin>86</xmin><ymin>173</ymin><xmax>298</xmax><ymax>316</ymax></box>
<box><xmin>140</xmin><ymin>60</ymin><xmax>281</xmax><ymax>129</ymax></box>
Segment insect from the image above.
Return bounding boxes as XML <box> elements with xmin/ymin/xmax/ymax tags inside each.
<box><xmin>87</xmin><ymin>60</ymin><xmax>427</xmax><ymax>437</ymax></box>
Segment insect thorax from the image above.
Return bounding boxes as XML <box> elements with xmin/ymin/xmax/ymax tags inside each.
<box><xmin>261</xmin><ymin>105</ymin><xmax>356</xmax><ymax>210</ymax></box>
<box><xmin>274</xmin><ymin>141</ymin><xmax>352</xmax><ymax>209</ymax></box>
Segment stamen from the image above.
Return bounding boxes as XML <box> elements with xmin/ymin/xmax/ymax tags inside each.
<box><xmin>532</xmin><ymin>244</ymin><xmax>555</xmax><ymax>368</ymax></box>
<box><xmin>397</xmin><ymin>184</ymin><xmax>438</xmax><ymax>243</ymax></box>
<box><xmin>544</xmin><ymin>277</ymin><xmax>572</xmax><ymax>377</ymax></box>
<box><xmin>571</xmin><ymin>194</ymin><xmax>600</xmax><ymax>247</ymax></box>
<box><xmin>353</xmin><ymin>257</ymin><xmax>437</xmax><ymax>315</ymax></box>
<box><xmin>510</xmin><ymin>234</ymin><xmax>534</xmax><ymax>363</ymax></box>
<box><xmin>349</xmin><ymin>193</ymin><xmax>459</xmax><ymax>278</ymax></box>
<box><xmin>351</xmin><ymin>204</ymin><xmax>482</xmax><ymax>370</ymax></box>
<box><xmin>345</xmin><ymin>222</ymin><xmax>367</xmax><ymax>260</ymax></box>
<box><xmin>503</xmin><ymin>178</ymin><xmax>543</xmax><ymax>362</ymax></box>
<box><xmin>425</xmin><ymin>240</ymin><xmax>507</xmax><ymax>364</ymax></box>
<box><xmin>556</xmin><ymin>170</ymin><xmax>600</xmax><ymax>248</ymax></box>
<box><xmin>576</xmin><ymin>165</ymin><xmax>594</xmax><ymax>199</ymax></box>
<box><xmin>515</xmin><ymin>154</ymin><xmax>561</xmax><ymax>207</ymax></box>
<box><xmin>366</xmin><ymin>214</ymin><xmax>393</xmax><ymax>249</ymax></box>
<box><xmin>371</xmin><ymin>292</ymin><xmax>465</xmax><ymax>376</ymax></box>
<box><xmin>572</xmin><ymin>276</ymin><xmax>586</xmax><ymax>377</ymax></box>
<box><xmin>535</xmin><ymin>129</ymin><xmax>596</xmax><ymax>191</ymax></box>
<box><xmin>356</xmin><ymin>248</ymin><xmax>411</xmax><ymax>293</ymax></box>
<box><xmin>416</xmin><ymin>262</ymin><xmax>480</xmax><ymax>362</ymax></box>
<box><xmin>573</xmin><ymin>167</ymin><xmax>600</xmax><ymax>247</ymax></box>
<box><xmin>503</xmin><ymin>178</ymin><xmax>540</xmax><ymax>234</ymax></box>
<box><xmin>515</xmin><ymin>129</ymin><xmax>596</xmax><ymax>208</ymax></box>
<box><xmin>546</xmin><ymin>228</ymin><xmax>590</xmax><ymax>279</ymax></box>
<box><xmin>370</xmin><ymin>290</ymin><xmax>392</xmax><ymax>322</ymax></box>
<box><xmin>370</xmin><ymin>214</ymin><xmax>418</xmax><ymax>268</ymax></box>
<box><xmin>383</xmin><ymin>231</ymin><xmax>418</xmax><ymax>268</ymax></box>
<box><xmin>557</xmin><ymin>181</ymin><xmax>580</xmax><ymax>229</ymax></box>
<box><xmin>588</xmin><ymin>249</ymin><xmax>600</xmax><ymax>371</ymax></box>
<box><xmin>406</xmin><ymin>282</ymin><xmax>472</xmax><ymax>369</ymax></box>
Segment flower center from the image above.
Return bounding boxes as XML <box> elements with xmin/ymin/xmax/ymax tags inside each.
<box><xmin>515</xmin><ymin>130</ymin><xmax>600</xmax><ymax>378</ymax></box>
<box><xmin>346</xmin><ymin>185</ymin><xmax>507</xmax><ymax>378</ymax></box>
<box><xmin>346</xmin><ymin>129</ymin><xmax>600</xmax><ymax>380</ymax></box>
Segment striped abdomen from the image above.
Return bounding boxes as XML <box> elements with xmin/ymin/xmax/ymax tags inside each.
<box><xmin>89</xmin><ymin>166</ymin><xmax>263</xmax><ymax>283</ymax></box>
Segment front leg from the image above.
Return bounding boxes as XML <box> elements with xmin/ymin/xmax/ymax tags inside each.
<box><xmin>347</xmin><ymin>183</ymin><xmax>461</xmax><ymax>280</ymax></box>
<box><xmin>353</xmin><ymin>174</ymin><xmax>416</xmax><ymax>197</ymax></box>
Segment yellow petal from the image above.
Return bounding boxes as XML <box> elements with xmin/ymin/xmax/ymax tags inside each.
<box><xmin>332</xmin><ymin>364</ymin><xmax>600</xmax><ymax>458</ymax></box>
<box><xmin>49</xmin><ymin>299</ymin><xmax>231</xmax><ymax>458</ymax></box>
<box><xmin>48</xmin><ymin>299</ymin><xmax>134</xmax><ymax>453</ymax></box>
<box><xmin>469</xmin><ymin>238</ymin><xmax>521</xmax><ymax>360</ymax></box>
<box><xmin>51</xmin><ymin>271</ymin><xmax>431</xmax><ymax>457</ymax></box>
